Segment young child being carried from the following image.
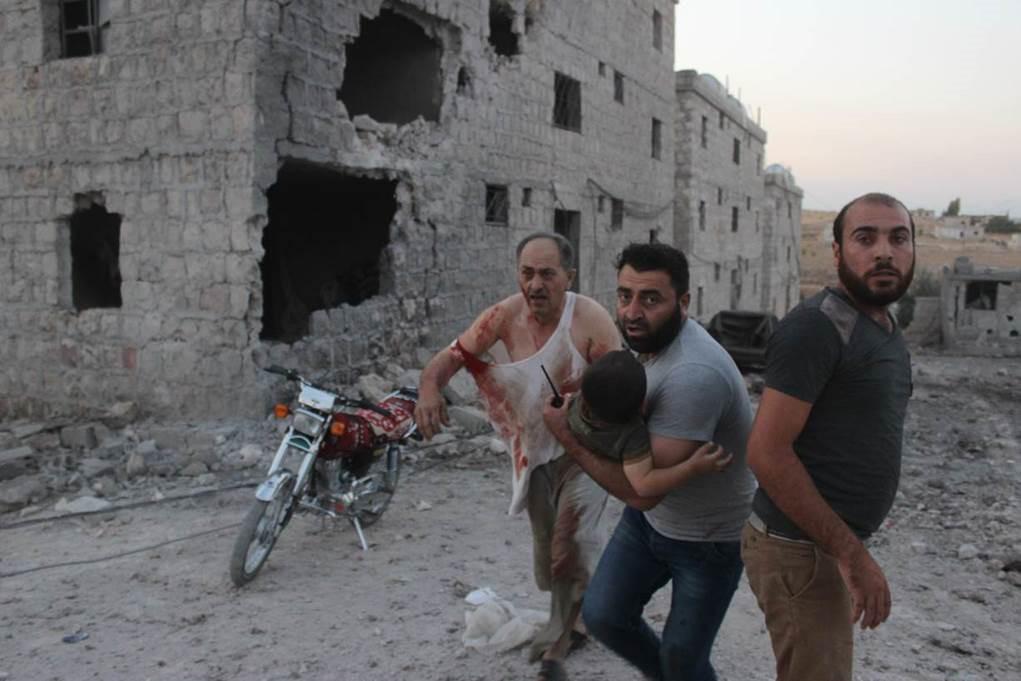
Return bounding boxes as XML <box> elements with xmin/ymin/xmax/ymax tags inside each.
<box><xmin>564</xmin><ymin>350</ymin><xmax>731</xmax><ymax>497</ymax></box>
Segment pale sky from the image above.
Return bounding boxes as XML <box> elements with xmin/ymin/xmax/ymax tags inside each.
<box><xmin>675</xmin><ymin>0</ymin><xmax>1021</xmax><ymax>215</ymax></box>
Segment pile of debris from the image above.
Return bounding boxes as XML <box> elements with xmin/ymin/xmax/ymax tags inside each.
<box><xmin>0</xmin><ymin>366</ymin><xmax>494</xmax><ymax>518</ymax></box>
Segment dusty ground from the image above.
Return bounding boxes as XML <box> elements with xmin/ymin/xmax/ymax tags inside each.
<box><xmin>799</xmin><ymin>210</ymin><xmax>1021</xmax><ymax>297</ymax></box>
<box><xmin>2</xmin><ymin>352</ymin><xmax>1020</xmax><ymax>681</ymax></box>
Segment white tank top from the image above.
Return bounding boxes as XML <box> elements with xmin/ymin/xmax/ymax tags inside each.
<box><xmin>456</xmin><ymin>292</ymin><xmax>588</xmax><ymax>515</ymax></box>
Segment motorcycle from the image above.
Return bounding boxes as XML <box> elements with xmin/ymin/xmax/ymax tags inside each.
<box><xmin>229</xmin><ymin>365</ymin><xmax>419</xmax><ymax>587</ymax></box>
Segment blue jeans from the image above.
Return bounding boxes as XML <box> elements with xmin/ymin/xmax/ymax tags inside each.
<box><xmin>582</xmin><ymin>507</ymin><xmax>744</xmax><ymax>681</ymax></box>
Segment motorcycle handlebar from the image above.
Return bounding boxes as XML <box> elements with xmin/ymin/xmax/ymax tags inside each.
<box><xmin>262</xmin><ymin>365</ymin><xmax>398</xmax><ymax>417</ymax></box>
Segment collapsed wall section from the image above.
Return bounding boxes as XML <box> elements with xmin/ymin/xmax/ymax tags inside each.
<box><xmin>0</xmin><ymin>0</ymin><xmax>261</xmax><ymax>419</ymax></box>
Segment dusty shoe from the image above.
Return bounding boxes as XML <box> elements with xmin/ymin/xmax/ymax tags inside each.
<box><xmin>537</xmin><ymin>659</ymin><xmax>568</xmax><ymax>681</ymax></box>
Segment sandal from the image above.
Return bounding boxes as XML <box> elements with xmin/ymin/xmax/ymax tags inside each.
<box><xmin>537</xmin><ymin>659</ymin><xmax>568</xmax><ymax>681</ymax></box>
<box><xmin>568</xmin><ymin>629</ymin><xmax>589</xmax><ymax>653</ymax></box>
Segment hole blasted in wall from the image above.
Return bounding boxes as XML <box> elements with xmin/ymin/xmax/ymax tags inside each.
<box><xmin>260</xmin><ymin>162</ymin><xmax>398</xmax><ymax>344</ymax></box>
<box><xmin>338</xmin><ymin>8</ymin><xmax>444</xmax><ymax>126</ymax></box>
<box><xmin>69</xmin><ymin>192</ymin><xmax>123</xmax><ymax>311</ymax></box>
<box><xmin>488</xmin><ymin>1</ymin><xmax>520</xmax><ymax>57</ymax></box>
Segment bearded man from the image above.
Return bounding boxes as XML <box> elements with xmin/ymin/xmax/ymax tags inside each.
<box><xmin>544</xmin><ymin>243</ymin><xmax>755</xmax><ymax>681</ymax></box>
<box><xmin>742</xmin><ymin>192</ymin><xmax>915</xmax><ymax>681</ymax></box>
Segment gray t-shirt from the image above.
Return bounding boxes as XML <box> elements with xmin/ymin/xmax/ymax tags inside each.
<box><xmin>753</xmin><ymin>287</ymin><xmax>912</xmax><ymax>539</ymax></box>
<box><xmin>641</xmin><ymin>319</ymin><xmax>756</xmax><ymax>542</ymax></box>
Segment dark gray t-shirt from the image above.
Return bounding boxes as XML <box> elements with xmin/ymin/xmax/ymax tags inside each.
<box><xmin>642</xmin><ymin>320</ymin><xmax>756</xmax><ymax>542</ymax></box>
<box><xmin>753</xmin><ymin>287</ymin><xmax>912</xmax><ymax>539</ymax></box>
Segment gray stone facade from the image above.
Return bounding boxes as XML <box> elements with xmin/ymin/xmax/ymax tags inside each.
<box><xmin>0</xmin><ymin>0</ymin><xmax>676</xmax><ymax>419</ymax></box>
<box><xmin>762</xmin><ymin>164</ymin><xmax>802</xmax><ymax>317</ymax></box>
<box><xmin>940</xmin><ymin>257</ymin><xmax>1021</xmax><ymax>356</ymax></box>
<box><xmin>673</xmin><ymin>69</ymin><xmax>801</xmax><ymax>323</ymax></box>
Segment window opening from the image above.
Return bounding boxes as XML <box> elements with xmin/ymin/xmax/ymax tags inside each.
<box><xmin>553</xmin><ymin>72</ymin><xmax>582</xmax><ymax>132</ymax></box>
<box><xmin>614</xmin><ymin>71</ymin><xmax>624</xmax><ymax>103</ymax></box>
<box><xmin>456</xmin><ymin>67</ymin><xmax>474</xmax><ymax>96</ymax></box>
<box><xmin>598</xmin><ymin>61</ymin><xmax>606</xmax><ymax>76</ymax></box>
<box><xmin>652</xmin><ymin>9</ymin><xmax>663</xmax><ymax>50</ymax></box>
<box><xmin>651</xmin><ymin>118</ymin><xmax>663</xmax><ymax>159</ymax></box>
<box><xmin>746</xmin><ymin>196</ymin><xmax>752</xmax><ymax>211</ymax></box>
<box><xmin>60</xmin><ymin>0</ymin><xmax>111</xmax><ymax>58</ymax></box>
<box><xmin>521</xmin><ymin>186</ymin><xmax>532</xmax><ymax>207</ymax></box>
<box><xmin>611</xmin><ymin>198</ymin><xmax>624</xmax><ymax>230</ymax></box>
<box><xmin>554</xmin><ymin>209</ymin><xmax>581</xmax><ymax>292</ymax></box>
<box><xmin>696</xmin><ymin>286</ymin><xmax>704</xmax><ymax>316</ymax></box>
<box><xmin>717</xmin><ymin>187</ymin><xmax>723</xmax><ymax>205</ymax></box>
<box><xmin>339</xmin><ymin>9</ymin><xmax>443</xmax><ymax>125</ymax></box>
<box><xmin>485</xmin><ymin>184</ymin><xmax>509</xmax><ymax>225</ymax></box>
<box><xmin>965</xmin><ymin>281</ymin><xmax>1004</xmax><ymax>310</ymax></box>
<box><xmin>714</xmin><ymin>263</ymin><xmax>721</xmax><ymax>281</ymax></box>
<box><xmin>732</xmin><ymin>138</ymin><xmax>741</xmax><ymax>164</ymax></box>
<box><xmin>700</xmin><ymin>115</ymin><xmax>708</xmax><ymax>148</ymax></box>
<box><xmin>731</xmin><ymin>206</ymin><xmax>739</xmax><ymax>232</ymax></box>
<box><xmin>698</xmin><ymin>200</ymin><xmax>706</xmax><ymax>230</ymax></box>
<box><xmin>488</xmin><ymin>1</ymin><xmax>519</xmax><ymax>57</ymax></box>
<box><xmin>261</xmin><ymin>162</ymin><xmax>397</xmax><ymax>343</ymax></box>
<box><xmin>70</xmin><ymin>194</ymin><xmax>122</xmax><ymax>311</ymax></box>
<box><xmin>719</xmin><ymin>111</ymin><xmax>725</xmax><ymax>129</ymax></box>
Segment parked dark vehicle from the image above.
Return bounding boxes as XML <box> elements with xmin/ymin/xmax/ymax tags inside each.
<box><xmin>706</xmin><ymin>311</ymin><xmax>779</xmax><ymax>371</ymax></box>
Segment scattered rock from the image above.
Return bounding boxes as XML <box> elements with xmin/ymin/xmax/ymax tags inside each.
<box><xmin>125</xmin><ymin>451</ymin><xmax>148</xmax><ymax>478</ymax></box>
<box><xmin>487</xmin><ymin>439</ymin><xmax>508</xmax><ymax>455</ymax></box>
<box><xmin>79</xmin><ymin>457</ymin><xmax>116</xmax><ymax>479</ymax></box>
<box><xmin>0</xmin><ymin>446</ymin><xmax>34</xmax><ymax>481</ymax></box>
<box><xmin>53</xmin><ymin>495</ymin><xmax>112</xmax><ymax>514</ymax></box>
<box><xmin>448</xmin><ymin>406</ymin><xmax>492</xmax><ymax>435</ymax></box>
<box><xmin>442</xmin><ymin>372</ymin><xmax>479</xmax><ymax>406</ymax></box>
<box><xmin>11</xmin><ymin>423</ymin><xmax>47</xmax><ymax>439</ymax></box>
<box><xmin>352</xmin><ymin>114</ymin><xmax>383</xmax><ymax>132</ymax></box>
<box><xmin>957</xmin><ymin>544</ymin><xmax>980</xmax><ymax>560</ymax></box>
<box><xmin>59</xmin><ymin>424</ymin><xmax>99</xmax><ymax>450</ymax></box>
<box><xmin>91</xmin><ymin>476</ymin><xmax>119</xmax><ymax>497</ymax></box>
<box><xmin>102</xmin><ymin>401</ymin><xmax>138</xmax><ymax>428</ymax></box>
<box><xmin>395</xmin><ymin>369</ymin><xmax>423</xmax><ymax>390</ymax></box>
<box><xmin>179</xmin><ymin>461</ymin><xmax>209</xmax><ymax>477</ymax></box>
<box><xmin>137</xmin><ymin>440</ymin><xmax>159</xmax><ymax>456</ymax></box>
<box><xmin>0</xmin><ymin>475</ymin><xmax>47</xmax><ymax>512</ymax></box>
<box><xmin>357</xmin><ymin>373</ymin><xmax>392</xmax><ymax>403</ymax></box>
<box><xmin>416</xmin><ymin>500</ymin><xmax>433</xmax><ymax>511</ymax></box>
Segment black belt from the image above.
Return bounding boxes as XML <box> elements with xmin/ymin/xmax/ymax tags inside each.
<box><xmin>748</xmin><ymin>512</ymin><xmax>814</xmax><ymax>545</ymax></box>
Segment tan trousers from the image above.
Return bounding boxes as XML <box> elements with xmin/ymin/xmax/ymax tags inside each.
<box><xmin>741</xmin><ymin>521</ymin><xmax>853</xmax><ymax>681</ymax></box>
<box><xmin>526</xmin><ymin>456</ymin><xmax>608</xmax><ymax>660</ymax></box>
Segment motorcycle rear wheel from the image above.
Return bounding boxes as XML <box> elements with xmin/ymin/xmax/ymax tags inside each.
<box><xmin>354</xmin><ymin>444</ymin><xmax>401</xmax><ymax>527</ymax></box>
<box><xmin>229</xmin><ymin>477</ymin><xmax>295</xmax><ymax>586</ymax></box>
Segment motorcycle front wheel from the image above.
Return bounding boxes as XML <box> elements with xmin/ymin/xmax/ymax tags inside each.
<box><xmin>229</xmin><ymin>476</ymin><xmax>296</xmax><ymax>586</ymax></box>
<box><xmin>354</xmin><ymin>444</ymin><xmax>401</xmax><ymax>527</ymax></box>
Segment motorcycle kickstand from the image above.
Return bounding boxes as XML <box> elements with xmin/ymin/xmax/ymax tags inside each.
<box><xmin>350</xmin><ymin>515</ymin><xmax>369</xmax><ymax>552</ymax></box>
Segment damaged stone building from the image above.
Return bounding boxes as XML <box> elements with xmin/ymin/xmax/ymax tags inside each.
<box><xmin>673</xmin><ymin>70</ymin><xmax>802</xmax><ymax>322</ymax></box>
<box><xmin>940</xmin><ymin>257</ymin><xmax>1021</xmax><ymax>356</ymax></box>
<box><xmin>0</xmin><ymin>0</ymin><xmax>677</xmax><ymax>418</ymax></box>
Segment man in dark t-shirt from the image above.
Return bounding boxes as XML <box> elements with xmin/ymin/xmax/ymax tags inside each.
<box><xmin>742</xmin><ymin>193</ymin><xmax>915</xmax><ymax>681</ymax></box>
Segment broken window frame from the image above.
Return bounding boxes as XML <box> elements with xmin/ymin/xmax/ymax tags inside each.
<box><xmin>488</xmin><ymin>1</ymin><xmax>520</xmax><ymax>57</ymax></box>
<box><xmin>485</xmin><ymin>184</ymin><xmax>510</xmax><ymax>226</ymax></box>
<box><xmin>553</xmin><ymin>72</ymin><xmax>582</xmax><ymax>133</ymax></box>
<box><xmin>611</xmin><ymin>198</ymin><xmax>624</xmax><ymax>230</ymax></box>
<box><xmin>68</xmin><ymin>194</ymin><xmax>123</xmax><ymax>312</ymax></box>
<box><xmin>60</xmin><ymin>0</ymin><xmax>111</xmax><ymax>58</ymax></box>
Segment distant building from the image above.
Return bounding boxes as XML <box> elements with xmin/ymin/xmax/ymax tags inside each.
<box><xmin>940</xmin><ymin>257</ymin><xmax>1021</xmax><ymax>355</ymax></box>
<box><xmin>673</xmin><ymin>70</ymin><xmax>801</xmax><ymax>323</ymax></box>
<box><xmin>934</xmin><ymin>215</ymin><xmax>989</xmax><ymax>240</ymax></box>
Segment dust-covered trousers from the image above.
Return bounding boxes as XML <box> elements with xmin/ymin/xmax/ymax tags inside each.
<box><xmin>526</xmin><ymin>455</ymin><xmax>608</xmax><ymax>658</ymax></box>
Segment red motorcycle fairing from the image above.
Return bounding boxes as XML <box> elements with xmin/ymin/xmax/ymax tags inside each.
<box><xmin>317</xmin><ymin>394</ymin><xmax>417</xmax><ymax>460</ymax></box>
<box><xmin>318</xmin><ymin>412</ymin><xmax>375</xmax><ymax>460</ymax></box>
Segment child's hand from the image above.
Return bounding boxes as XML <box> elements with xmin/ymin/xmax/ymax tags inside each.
<box><xmin>688</xmin><ymin>442</ymin><xmax>733</xmax><ymax>476</ymax></box>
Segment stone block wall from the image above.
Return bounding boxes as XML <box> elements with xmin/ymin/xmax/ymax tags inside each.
<box><xmin>762</xmin><ymin>165</ymin><xmax>803</xmax><ymax>317</ymax></box>
<box><xmin>0</xmin><ymin>0</ymin><xmax>676</xmax><ymax>419</ymax></box>
<box><xmin>673</xmin><ymin>69</ymin><xmax>768</xmax><ymax>322</ymax></box>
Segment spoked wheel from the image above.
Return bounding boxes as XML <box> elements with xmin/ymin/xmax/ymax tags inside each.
<box><xmin>229</xmin><ymin>476</ymin><xmax>296</xmax><ymax>586</ymax></box>
<box><xmin>353</xmin><ymin>445</ymin><xmax>401</xmax><ymax>527</ymax></box>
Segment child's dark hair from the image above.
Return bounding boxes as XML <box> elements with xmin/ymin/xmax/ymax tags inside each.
<box><xmin>582</xmin><ymin>350</ymin><xmax>646</xmax><ymax>424</ymax></box>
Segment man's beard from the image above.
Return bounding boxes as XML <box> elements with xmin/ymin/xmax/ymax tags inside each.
<box><xmin>619</xmin><ymin>305</ymin><xmax>684</xmax><ymax>354</ymax></box>
<box><xmin>837</xmin><ymin>256</ymin><xmax>915</xmax><ymax>307</ymax></box>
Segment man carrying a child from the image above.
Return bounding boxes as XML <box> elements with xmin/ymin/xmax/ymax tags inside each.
<box><xmin>544</xmin><ymin>243</ymin><xmax>755</xmax><ymax>681</ymax></box>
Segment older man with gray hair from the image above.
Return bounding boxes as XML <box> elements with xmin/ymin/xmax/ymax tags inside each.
<box><xmin>416</xmin><ymin>232</ymin><xmax>621</xmax><ymax>681</ymax></box>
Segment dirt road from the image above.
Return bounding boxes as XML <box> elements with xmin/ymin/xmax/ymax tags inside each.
<box><xmin>2</xmin><ymin>353</ymin><xmax>1019</xmax><ymax>681</ymax></box>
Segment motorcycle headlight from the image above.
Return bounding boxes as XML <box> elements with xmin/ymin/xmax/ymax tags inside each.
<box><xmin>291</xmin><ymin>409</ymin><xmax>325</xmax><ymax>436</ymax></box>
